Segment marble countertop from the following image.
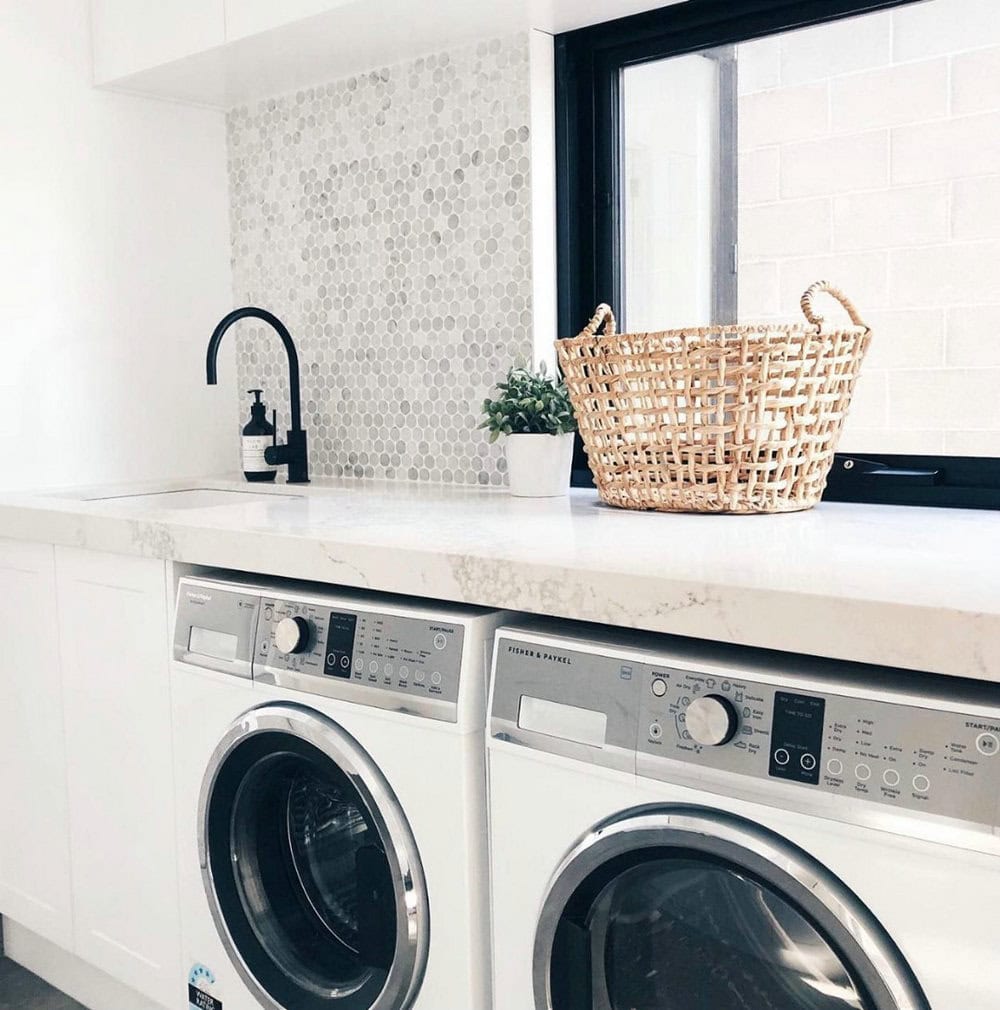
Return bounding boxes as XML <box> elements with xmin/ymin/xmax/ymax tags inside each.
<box><xmin>1</xmin><ymin>475</ymin><xmax>998</xmax><ymax>683</ymax></box>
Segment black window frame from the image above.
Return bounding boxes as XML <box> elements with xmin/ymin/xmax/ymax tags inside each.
<box><xmin>555</xmin><ymin>0</ymin><xmax>1000</xmax><ymax>510</ymax></box>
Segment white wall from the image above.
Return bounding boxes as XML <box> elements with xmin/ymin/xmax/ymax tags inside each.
<box><xmin>0</xmin><ymin>0</ymin><xmax>234</xmax><ymax>492</ymax></box>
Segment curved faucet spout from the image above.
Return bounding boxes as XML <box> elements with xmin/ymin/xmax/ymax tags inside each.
<box><xmin>206</xmin><ymin>306</ymin><xmax>302</xmax><ymax>432</ymax></box>
<box><xmin>206</xmin><ymin>306</ymin><xmax>309</xmax><ymax>482</ymax></box>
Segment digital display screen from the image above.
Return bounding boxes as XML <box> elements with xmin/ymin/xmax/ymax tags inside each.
<box><xmin>769</xmin><ymin>692</ymin><xmax>825</xmax><ymax>785</ymax></box>
<box><xmin>324</xmin><ymin>612</ymin><xmax>358</xmax><ymax>679</ymax></box>
<box><xmin>188</xmin><ymin>626</ymin><xmax>239</xmax><ymax>662</ymax></box>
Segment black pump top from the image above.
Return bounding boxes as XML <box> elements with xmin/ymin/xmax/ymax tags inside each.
<box><xmin>248</xmin><ymin>388</ymin><xmax>267</xmax><ymax>421</ymax></box>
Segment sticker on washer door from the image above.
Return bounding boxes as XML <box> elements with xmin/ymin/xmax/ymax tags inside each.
<box><xmin>188</xmin><ymin>963</ymin><xmax>222</xmax><ymax>1010</ymax></box>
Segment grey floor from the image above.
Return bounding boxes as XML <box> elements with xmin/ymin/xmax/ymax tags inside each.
<box><xmin>0</xmin><ymin>958</ymin><xmax>85</xmax><ymax>1010</ymax></box>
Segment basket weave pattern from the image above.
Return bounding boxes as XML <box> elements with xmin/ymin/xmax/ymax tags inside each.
<box><xmin>556</xmin><ymin>282</ymin><xmax>872</xmax><ymax>514</ymax></box>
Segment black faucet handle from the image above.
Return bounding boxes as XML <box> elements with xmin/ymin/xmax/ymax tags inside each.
<box><xmin>272</xmin><ymin>409</ymin><xmax>278</xmax><ymax>446</ymax></box>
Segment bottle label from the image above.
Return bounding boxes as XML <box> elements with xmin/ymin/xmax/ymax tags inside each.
<box><xmin>242</xmin><ymin>435</ymin><xmax>274</xmax><ymax>473</ymax></box>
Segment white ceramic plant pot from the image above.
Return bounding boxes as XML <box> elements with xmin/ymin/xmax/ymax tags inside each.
<box><xmin>504</xmin><ymin>432</ymin><xmax>575</xmax><ymax>497</ymax></box>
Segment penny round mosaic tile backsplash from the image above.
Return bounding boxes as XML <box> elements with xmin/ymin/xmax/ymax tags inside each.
<box><xmin>227</xmin><ymin>34</ymin><xmax>534</xmax><ymax>486</ymax></box>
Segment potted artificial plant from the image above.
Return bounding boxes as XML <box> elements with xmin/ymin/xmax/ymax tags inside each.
<box><xmin>480</xmin><ymin>362</ymin><xmax>577</xmax><ymax>497</ymax></box>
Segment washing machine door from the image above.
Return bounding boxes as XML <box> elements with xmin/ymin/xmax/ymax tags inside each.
<box><xmin>534</xmin><ymin>806</ymin><xmax>929</xmax><ymax>1010</ymax></box>
<box><xmin>199</xmin><ymin>703</ymin><xmax>428</xmax><ymax>1010</ymax></box>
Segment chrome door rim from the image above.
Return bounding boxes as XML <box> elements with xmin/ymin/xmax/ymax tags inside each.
<box><xmin>198</xmin><ymin>702</ymin><xmax>429</xmax><ymax>1010</ymax></box>
<box><xmin>532</xmin><ymin>804</ymin><xmax>929</xmax><ymax>1010</ymax></box>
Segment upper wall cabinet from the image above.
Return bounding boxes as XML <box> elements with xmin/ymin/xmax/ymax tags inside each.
<box><xmin>89</xmin><ymin>0</ymin><xmax>676</xmax><ymax>108</ymax></box>
<box><xmin>223</xmin><ymin>0</ymin><xmax>352</xmax><ymax>41</ymax></box>
<box><xmin>91</xmin><ymin>0</ymin><xmax>226</xmax><ymax>85</ymax></box>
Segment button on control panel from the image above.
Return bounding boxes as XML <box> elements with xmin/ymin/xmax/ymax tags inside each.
<box><xmin>639</xmin><ymin>664</ymin><xmax>1000</xmax><ymax>829</ymax></box>
<box><xmin>255</xmin><ymin>597</ymin><xmax>465</xmax><ymax>705</ymax></box>
<box><xmin>977</xmin><ymin>732</ymin><xmax>999</xmax><ymax>756</ymax></box>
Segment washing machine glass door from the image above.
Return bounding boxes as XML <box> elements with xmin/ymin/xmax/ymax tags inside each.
<box><xmin>534</xmin><ymin>806</ymin><xmax>929</xmax><ymax>1010</ymax></box>
<box><xmin>199</xmin><ymin>704</ymin><xmax>429</xmax><ymax>1010</ymax></box>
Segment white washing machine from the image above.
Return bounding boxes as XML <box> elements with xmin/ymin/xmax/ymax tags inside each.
<box><xmin>487</xmin><ymin>621</ymin><xmax>1000</xmax><ymax>1010</ymax></box>
<box><xmin>171</xmin><ymin>573</ymin><xmax>508</xmax><ymax>1010</ymax></box>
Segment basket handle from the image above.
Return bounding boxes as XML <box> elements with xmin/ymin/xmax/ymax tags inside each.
<box><xmin>578</xmin><ymin>303</ymin><xmax>617</xmax><ymax>338</ymax></box>
<box><xmin>800</xmin><ymin>281</ymin><xmax>869</xmax><ymax>331</ymax></box>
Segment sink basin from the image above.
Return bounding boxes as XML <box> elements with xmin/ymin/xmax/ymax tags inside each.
<box><xmin>82</xmin><ymin>488</ymin><xmax>302</xmax><ymax>510</ymax></box>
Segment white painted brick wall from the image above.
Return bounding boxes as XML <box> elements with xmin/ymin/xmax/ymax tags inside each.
<box><xmin>889</xmin><ymin>242</ymin><xmax>1000</xmax><ymax>306</ymax></box>
<box><xmin>832</xmin><ymin>184</ymin><xmax>949</xmax><ymax>251</ymax></box>
<box><xmin>735</xmin><ymin>261</ymin><xmax>779</xmax><ymax>317</ymax></box>
<box><xmin>737</xmin><ymin>0</ymin><xmax>1000</xmax><ymax>457</ymax></box>
<box><xmin>846</xmin><ymin>428</ymin><xmax>946</xmax><ymax>453</ymax></box>
<box><xmin>891</xmin><ymin>112</ymin><xmax>1000</xmax><ymax>185</ymax></box>
<box><xmin>946</xmin><ymin>430</ymin><xmax>1000</xmax><ymax>453</ymax></box>
<box><xmin>778</xmin><ymin>9</ymin><xmax>892</xmax><ymax>86</ymax></box>
<box><xmin>830</xmin><ymin>60</ymin><xmax>947</xmax><ymax>131</ymax></box>
<box><xmin>951</xmin><ymin>45</ymin><xmax>1000</xmax><ymax>115</ymax></box>
<box><xmin>741</xmin><ymin>198</ymin><xmax>830</xmax><ymax>258</ymax></box>
<box><xmin>947</xmin><ymin>306</ymin><xmax>1000</xmax><ymax>366</ymax></box>
<box><xmin>738</xmin><ymin>147</ymin><xmax>779</xmax><ymax>204</ymax></box>
<box><xmin>737</xmin><ymin>35</ymin><xmax>781</xmax><ymax>96</ymax></box>
<box><xmin>889</xmin><ymin>368</ymin><xmax>1000</xmax><ymax>430</ymax></box>
<box><xmin>951</xmin><ymin>175</ymin><xmax>1000</xmax><ymax>240</ymax></box>
<box><xmin>780</xmin><ymin>130</ymin><xmax>888</xmax><ymax>198</ymax></box>
<box><xmin>740</xmin><ymin>83</ymin><xmax>828</xmax><ymax>147</ymax></box>
<box><xmin>776</xmin><ymin>251</ymin><xmax>889</xmax><ymax>316</ymax></box>
<box><xmin>862</xmin><ymin>308</ymin><xmax>944</xmax><ymax>369</ymax></box>
<box><xmin>892</xmin><ymin>0</ymin><xmax>1000</xmax><ymax>62</ymax></box>
<box><xmin>839</xmin><ymin>369</ymin><xmax>888</xmax><ymax>428</ymax></box>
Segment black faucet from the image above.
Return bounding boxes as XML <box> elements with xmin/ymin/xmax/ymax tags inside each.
<box><xmin>206</xmin><ymin>307</ymin><xmax>310</xmax><ymax>483</ymax></box>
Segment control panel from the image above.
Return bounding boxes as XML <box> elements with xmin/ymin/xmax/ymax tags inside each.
<box><xmin>640</xmin><ymin>662</ymin><xmax>1000</xmax><ymax>828</ymax></box>
<box><xmin>491</xmin><ymin>626</ymin><xmax>1000</xmax><ymax>832</ymax></box>
<box><xmin>173</xmin><ymin>577</ymin><xmax>476</xmax><ymax>719</ymax></box>
<box><xmin>255</xmin><ymin>595</ymin><xmax>465</xmax><ymax>705</ymax></box>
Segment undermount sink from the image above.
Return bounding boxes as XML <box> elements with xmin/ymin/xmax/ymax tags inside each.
<box><xmin>81</xmin><ymin>488</ymin><xmax>302</xmax><ymax>510</ymax></box>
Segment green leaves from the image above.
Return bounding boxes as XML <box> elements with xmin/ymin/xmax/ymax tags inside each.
<box><xmin>479</xmin><ymin>361</ymin><xmax>578</xmax><ymax>440</ymax></box>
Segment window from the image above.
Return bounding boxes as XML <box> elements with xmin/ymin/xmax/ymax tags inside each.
<box><xmin>556</xmin><ymin>0</ymin><xmax>1000</xmax><ymax>508</ymax></box>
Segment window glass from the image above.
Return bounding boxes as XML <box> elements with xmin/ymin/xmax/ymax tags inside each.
<box><xmin>735</xmin><ymin>0</ymin><xmax>1000</xmax><ymax>457</ymax></box>
<box><xmin>623</xmin><ymin>54</ymin><xmax>723</xmax><ymax>331</ymax></box>
<box><xmin>617</xmin><ymin>0</ymin><xmax>1000</xmax><ymax>458</ymax></box>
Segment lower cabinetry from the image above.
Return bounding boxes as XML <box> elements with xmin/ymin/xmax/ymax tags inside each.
<box><xmin>0</xmin><ymin>541</ymin><xmax>180</xmax><ymax>1008</ymax></box>
<box><xmin>55</xmin><ymin>547</ymin><xmax>180</xmax><ymax>1005</ymax></box>
<box><xmin>0</xmin><ymin>539</ymin><xmax>74</xmax><ymax>949</ymax></box>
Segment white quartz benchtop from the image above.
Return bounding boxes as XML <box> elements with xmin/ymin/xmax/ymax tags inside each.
<box><xmin>1</xmin><ymin>476</ymin><xmax>998</xmax><ymax>684</ymax></box>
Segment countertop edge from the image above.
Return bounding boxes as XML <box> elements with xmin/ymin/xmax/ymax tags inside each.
<box><xmin>0</xmin><ymin>491</ymin><xmax>996</xmax><ymax>685</ymax></box>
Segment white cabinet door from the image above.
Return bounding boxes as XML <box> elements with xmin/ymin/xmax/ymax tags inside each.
<box><xmin>56</xmin><ymin>548</ymin><xmax>179</xmax><ymax>1005</ymax></box>
<box><xmin>0</xmin><ymin>540</ymin><xmax>74</xmax><ymax>949</ymax></box>
<box><xmin>223</xmin><ymin>0</ymin><xmax>350</xmax><ymax>40</ymax></box>
<box><xmin>90</xmin><ymin>0</ymin><xmax>226</xmax><ymax>83</ymax></box>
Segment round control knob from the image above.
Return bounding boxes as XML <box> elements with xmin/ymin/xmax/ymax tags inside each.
<box><xmin>274</xmin><ymin>616</ymin><xmax>311</xmax><ymax>655</ymax></box>
<box><xmin>685</xmin><ymin>694</ymin><xmax>739</xmax><ymax>747</ymax></box>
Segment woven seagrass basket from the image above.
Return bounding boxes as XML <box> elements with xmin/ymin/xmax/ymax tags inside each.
<box><xmin>556</xmin><ymin>281</ymin><xmax>872</xmax><ymax>514</ymax></box>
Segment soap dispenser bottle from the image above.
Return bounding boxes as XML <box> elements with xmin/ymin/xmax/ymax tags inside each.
<box><xmin>242</xmin><ymin>389</ymin><xmax>277</xmax><ymax>482</ymax></box>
